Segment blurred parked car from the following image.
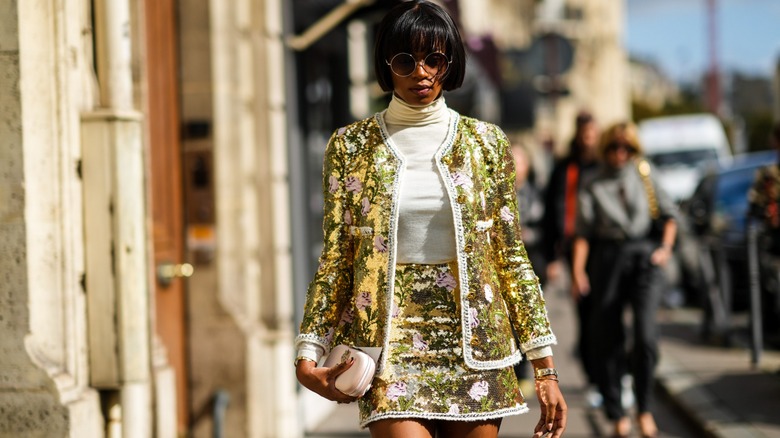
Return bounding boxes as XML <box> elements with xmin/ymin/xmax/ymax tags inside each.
<box><xmin>639</xmin><ymin>114</ymin><xmax>732</xmax><ymax>203</ymax></box>
<box><xmin>683</xmin><ymin>150</ymin><xmax>779</xmax><ymax>329</ymax></box>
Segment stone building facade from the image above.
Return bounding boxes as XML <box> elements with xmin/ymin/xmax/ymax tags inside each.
<box><xmin>2</xmin><ymin>0</ymin><xmax>296</xmax><ymax>436</ymax></box>
<box><xmin>1</xmin><ymin>1</ymin><xmax>628</xmax><ymax>436</ymax></box>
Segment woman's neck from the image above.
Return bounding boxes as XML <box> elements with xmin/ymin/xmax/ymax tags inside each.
<box><xmin>385</xmin><ymin>93</ymin><xmax>448</xmax><ymax>126</ymax></box>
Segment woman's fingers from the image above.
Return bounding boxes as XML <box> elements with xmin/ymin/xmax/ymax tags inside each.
<box><xmin>551</xmin><ymin>403</ymin><xmax>567</xmax><ymax>438</ymax></box>
<box><xmin>533</xmin><ymin>417</ymin><xmax>549</xmax><ymax>437</ymax></box>
<box><xmin>329</xmin><ymin>357</ymin><xmax>355</xmax><ymax>378</ymax></box>
<box><xmin>297</xmin><ymin>358</ymin><xmax>359</xmax><ymax>403</ymax></box>
<box><xmin>534</xmin><ymin>380</ymin><xmax>567</xmax><ymax>438</ymax></box>
<box><xmin>326</xmin><ymin>358</ymin><xmax>358</xmax><ymax>403</ymax></box>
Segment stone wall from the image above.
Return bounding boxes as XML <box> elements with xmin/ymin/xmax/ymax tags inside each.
<box><xmin>0</xmin><ymin>0</ymin><xmax>103</xmax><ymax>436</ymax></box>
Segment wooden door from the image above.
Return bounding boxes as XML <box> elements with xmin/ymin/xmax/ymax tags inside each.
<box><xmin>144</xmin><ymin>0</ymin><xmax>189</xmax><ymax>431</ymax></box>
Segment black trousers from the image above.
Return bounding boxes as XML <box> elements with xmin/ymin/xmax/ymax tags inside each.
<box><xmin>576</xmin><ymin>293</ymin><xmax>598</xmax><ymax>385</ymax></box>
<box><xmin>562</xmin><ymin>249</ymin><xmax>599</xmax><ymax>386</ymax></box>
<box><xmin>586</xmin><ymin>239</ymin><xmax>663</xmax><ymax>420</ymax></box>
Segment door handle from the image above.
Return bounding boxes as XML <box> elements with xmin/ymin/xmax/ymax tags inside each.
<box><xmin>157</xmin><ymin>261</ymin><xmax>194</xmax><ymax>287</ymax></box>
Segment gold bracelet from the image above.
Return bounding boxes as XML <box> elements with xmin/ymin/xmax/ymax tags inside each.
<box><xmin>534</xmin><ymin>367</ymin><xmax>558</xmax><ymax>379</ymax></box>
<box><xmin>535</xmin><ymin>376</ymin><xmax>559</xmax><ymax>382</ymax></box>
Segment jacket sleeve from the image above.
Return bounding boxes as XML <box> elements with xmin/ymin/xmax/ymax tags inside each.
<box><xmin>296</xmin><ymin>130</ymin><xmax>355</xmax><ymax>355</ymax></box>
<box><xmin>489</xmin><ymin>126</ymin><xmax>557</xmax><ymax>353</ymax></box>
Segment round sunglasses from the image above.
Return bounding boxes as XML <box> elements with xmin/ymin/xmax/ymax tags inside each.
<box><xmin>385</xmin><ymin>52</ymin><xmax>451</xmax><ymax>77</ymax></box>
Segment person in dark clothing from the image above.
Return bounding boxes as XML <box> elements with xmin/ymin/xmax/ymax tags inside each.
<box><xmin>571</xmin><ymin>122</ymin><xmax>678</xmax><ymax>438</ymax></box>
<box><xmin>747</xmin><ymin>122</ymin><xmax>780</xmax><ymax>329</ymax></box>
<box><xmin>748</xmin><ymin>121</ymin><xmax>780</xmax><ymax>255</ymax></box>
<box><xmin>511</xmin><ymin>144</ymin><xmax>548</xmax><ymax>389</ymax></box>
<box><xmin>514</xmin><ymin>144</ymin><xmax>547</xmax><ymax>283</ymax></box>
<box><xmin>542</xmin><ymin>112</ymin><xmax>601</xmax><ymax>406</ymax></box>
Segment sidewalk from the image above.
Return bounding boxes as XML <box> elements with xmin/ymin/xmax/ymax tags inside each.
<box><xmin>305</xmin><ymin>286</ymin><xmax>780</xmax><ymax>437</ymax></box>
<box><xmin>655</xmin><ymin>307</ymin><xmax>780</xmax><ymax>438</ymax></box>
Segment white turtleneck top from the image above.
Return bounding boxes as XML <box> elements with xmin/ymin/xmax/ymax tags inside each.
<box><xmin>384</xmin><ymin>94</ymin><xmax>457</xmax><ymax>264</ymax></box>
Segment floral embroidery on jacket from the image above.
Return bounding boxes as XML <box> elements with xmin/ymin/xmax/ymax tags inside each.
<box><xmin>499</xmin><ymin>205</ymin><xmax>514</xmax><ymax>223</ymax></box>
<box><xmin>435</xmin><ymin>271</ymin><xmax>457</xmax><ymax>291</ymax></box>
<box><xmin>374</xmin><ymin>235</ymin><xmax>388</xmax><ymax>253</ymax></box>
<box><xmin>346</xmin><ymin>176</ymin><xmax>363</xmax><ymax>193</ymax></box>
<box><xmin>469</xmin><ymin>381</ymin><xmax>490</xmax><ymax>401</ymax></box>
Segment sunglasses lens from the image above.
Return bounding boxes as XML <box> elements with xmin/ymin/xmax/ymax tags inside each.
<box><xmin>607</xmin><ymin>143</ymin><xmax>631</xmax><ymax>153</ymax></box>
<box><xmin>390</xmin><ymin>54</ymin><xmax>416</xmax><ymax>76</ymax></box>
<box><xmin>425</xmin><ymin>53</ymin><xmax>448</xmax><ymax>74</ymax></box>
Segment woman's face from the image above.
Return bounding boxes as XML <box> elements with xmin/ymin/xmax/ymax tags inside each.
<box><xmin>578</xmin><ymin>122</ymin><xmax>599</xmax><ymax>150</ymax></box>
<box><xmin>389</xmin><ymin>50</ymin><xmax>445</xmax><ymax>105</ymax></box>
<box><xmin>604</xmin><ymin>143</ymin><xmax>633</xmax><ymax>169</ymax></box>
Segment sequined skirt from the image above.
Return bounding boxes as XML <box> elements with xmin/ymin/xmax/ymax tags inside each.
<box><xmin>358</xmin><ymin>262</ymin><xmax>527</xmax><ymax>427</ymax></box>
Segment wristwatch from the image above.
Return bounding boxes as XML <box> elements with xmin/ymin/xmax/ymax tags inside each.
<box><xmin>534</xmin><ymin>367</ymin><xmax>558</xmax><ymax>379</ymax></box>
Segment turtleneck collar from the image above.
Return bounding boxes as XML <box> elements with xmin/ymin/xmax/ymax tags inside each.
<box><xmin>384</xmin><ymin>93</ymin><xmax>449</xmax><ymax>127</ymax></box>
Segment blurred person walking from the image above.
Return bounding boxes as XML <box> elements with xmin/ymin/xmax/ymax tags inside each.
<box><xmin>511</xmin><ymin>144</ymin><xmax>548</xmax><ymax>391</ymax></box>
<box><xmin>294</xmin><ymin>2</ymin><xmax>567</xmax><ymax>437</ymax></box>
<box><xmin>747</xmin><ymin>121</ymin><xmax>780</xmax><ymax>329</ymax></box>
<box><xmin>541</xmin><ymin>112</ymin><xmax>602</xmax><ymax>407</ymax></box>
<box><xmin>513</xmin><ymin>144</ymin><xmax>547</xmax><ymax>285</ymax></box>
<box><xmin>571</xmin><ymin>122</ymin><xmax>678</xmax><ymax>438</ymax></box>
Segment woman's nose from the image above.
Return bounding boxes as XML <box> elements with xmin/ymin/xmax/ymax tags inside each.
<box><xmin>411</xmin><ymin>60</ymin><xmax>429</xmax><ymax>77</ymax></box>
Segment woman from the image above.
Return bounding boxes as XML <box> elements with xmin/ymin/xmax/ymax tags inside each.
<box><xmin>294</xmin><ymin>2</ymin><xmax>566</xmax><ymax>437</ymax></box>
<box><xmin>748</xmin><ymin>121</ymin><xmax>780</xmax><ymax>256</ymax></box>
<box><xmin>541</xmin><ymin>112</ymin><xmax>602</xmax><ymax>407</ymax></box>
<box><xmin>571</xmin><ymin>122</ymin><xmax>677</xmax><ymax>438</ymax></box>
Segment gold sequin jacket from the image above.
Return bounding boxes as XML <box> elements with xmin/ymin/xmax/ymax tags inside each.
<box><xmin>297</xmin><ymin>110</ymin><xmax>556</xmax><ymax>371</ymax></box>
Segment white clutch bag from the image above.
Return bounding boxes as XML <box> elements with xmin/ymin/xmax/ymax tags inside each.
<box><xmin>322</xmin><ymin>345</ymin><xmax>378</xmax><ymax>397</ymax></box>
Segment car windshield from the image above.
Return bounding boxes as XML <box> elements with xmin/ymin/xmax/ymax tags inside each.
<box><xmin>647</xmin><ymin>148</ymin><xmax>719</xmax><ymax>169</ymax></box>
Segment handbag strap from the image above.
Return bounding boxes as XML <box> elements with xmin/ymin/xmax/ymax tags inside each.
<box><xmin>635</xmin><ymin>158</ymin><xmax>660</xmax><ymax>220</ymax></box>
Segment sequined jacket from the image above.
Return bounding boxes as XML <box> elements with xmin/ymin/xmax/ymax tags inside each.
<box><xmin>296</xmin><ymin>110</ymin><xmax>556</xmax><ymax>371</ymax></box>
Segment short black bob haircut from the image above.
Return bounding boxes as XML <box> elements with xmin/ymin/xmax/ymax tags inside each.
<box><xmin>374</xmin><ymin>0</ymin><xmax>466</xmax><ymax>92</ymax></box>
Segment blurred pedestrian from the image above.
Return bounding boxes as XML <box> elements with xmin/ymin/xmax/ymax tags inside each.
<box><xmin>748</xmin><ymin>121</ymin><xmax>780</xmax><ymax>255</ymax></box>
<box><xmin>541</xmin><ymin>111</ymin><xmax>602</xmax><ymax>407</ymax></box>
<box><xmin>747</xmin><ymin>121</ymin><xmax>780</xmax><ymax>328</ymax></box>
<box><xmin>511</xmin><ymin>144</ymin><xmax>547</xmax><ymax>391</ymax></box>
<box><xmin>294</xmin><ymin>2</ymin><xmax>567</xmax><ymax>438</ymax></box>
<box><xmin>571</xmin><ymin>122</ymin><xmax>678</xmax><ymax>438</ymax></box>
<box><xmin>513</xmin><ymin>143</ymin><xmax>547</xmax><ymax>283</ymax></box>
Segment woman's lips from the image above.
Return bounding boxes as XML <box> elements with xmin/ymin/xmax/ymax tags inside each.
<box><xmin>411</xmin><ymin>86</ymin><xmax>432</xmax><ymax>97</ymax></box>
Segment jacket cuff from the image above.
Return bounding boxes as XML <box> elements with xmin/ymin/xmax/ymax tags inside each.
<box><xmin>525</xmin><ymin>346</ymin><xmax>553</xmax><ymax>360</ymax></box>
<box><xmin>296</xmin><ymin>341</ymin><xmax>324</xmax><ymax>365</ymax></box>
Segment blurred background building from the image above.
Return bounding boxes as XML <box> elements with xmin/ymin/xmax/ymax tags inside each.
<box><xmin>1</xmin><ymin>0</ymin><xmax>777</xmax><ymax>437</ymax></box>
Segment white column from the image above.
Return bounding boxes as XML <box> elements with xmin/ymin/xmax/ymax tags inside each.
<box><xmin>209</xmin><ymin>0</ymin><xmax>300</xmax><ymax>435</ymax></box>
<box><xmin>82</xmin><ymin>0</ymin><xmax>154</xmax><ymax>436</ymax></box>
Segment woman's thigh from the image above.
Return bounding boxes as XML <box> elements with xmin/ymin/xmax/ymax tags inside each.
<box><xmin>437</xmin><ymin>419</ymin><xmax>502</xmax><ymax>438</ymax></box>
<box><xmin>368</xmin><ymin>418</ymin><xmax>502</xmax><ymax>438</ymax></box>
<box><xmin>368</xmin><ymin>418</ymin><xmax>436</xmax><ymax>438</ymax></box>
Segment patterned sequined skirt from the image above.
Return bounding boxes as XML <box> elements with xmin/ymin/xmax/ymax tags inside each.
<box><xmin>358</xmin><ymin>262</ymin><xmax>527</xmax><ymax>427</ymax></box>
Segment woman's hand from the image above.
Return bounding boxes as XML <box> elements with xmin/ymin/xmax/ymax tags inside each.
<box><xmin>533</xmin><ymin>378</ymin><xmax>567</xmax><ymax>437</ymax></box>
<box><xmin>295</xmin><ymin>358</ymin><xmax>359</xmax><ymax>404</ymax></box>
<box><xmin>546</xmin><ymin>260</ymin><xmax>563</xmax><ymax>283</ymax></box>
<box><xmin>650</xmin><ymin>245</ymin><xmax>673</xmax><ymax>266</ymax></box>
<box><xmin>570</xmin><ymin>269</ymin><xmax>590</xmax><ymax>301</ymax></box>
